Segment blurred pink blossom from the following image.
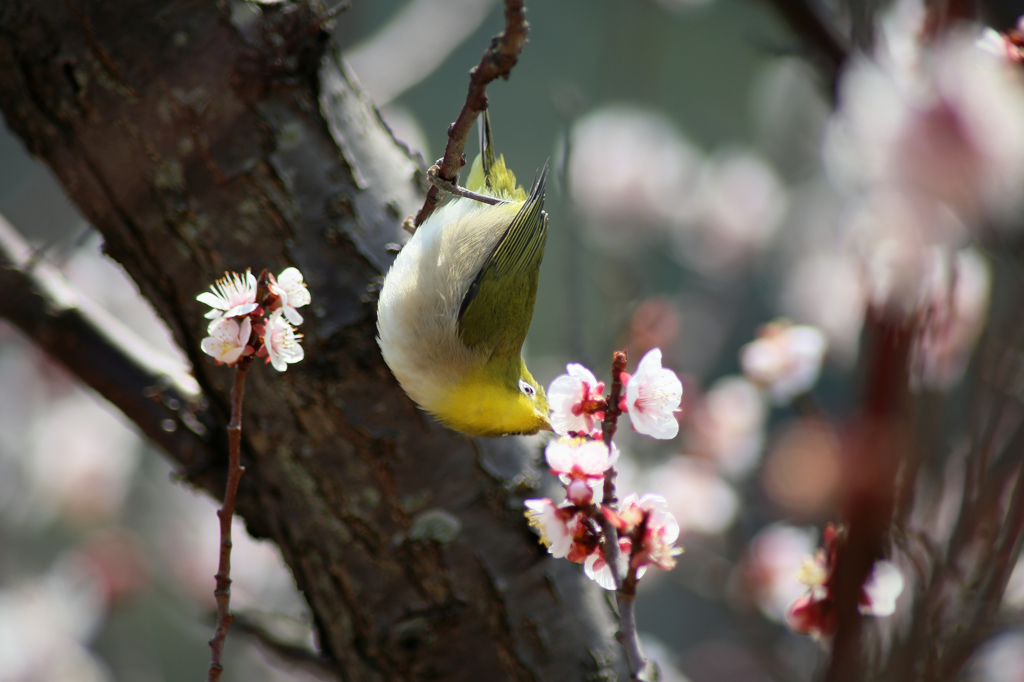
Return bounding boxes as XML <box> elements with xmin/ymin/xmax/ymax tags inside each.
<box><xmin>911</xmin><ymin>247</ymin><xmax>991</xmax><ymax>390</ymax></box>
<box><xmin>971</xmin><ymin>632</ymin><xmax>1024</xmax><ymax>682</ymax></box>
<box><xmin>687</xmin><ymin>376</ymin><xmax>767</xmax><ymax>478</ymax></box>
<box><xmin>643</xmin><ymin>456</ymin><xmax>739</xmax><ymax>536</ymax></box>
<box><xmin>0</xmin><ymin>549</ymin><xmax>113</xmax><ymax>681</ymax></box>
<box><xmin>743</xmin><ymin>523</ymin><xmax>818</xmax><ymax>622</ymax></box>
<box><xmin>161</xmin><ymin>491</ymin><xmax>306</xmax><ymax>615</ymax></box>
<box><xmin>740</xmin><ymin>320</ymin><xmax>827</xmax><ymax>404</ymax></box>
<box><xmin>28</xmin><ymin>394</ymin><xmax>141</xmax><ymax>523</ymax></box>
<box><xmin>626</xmin><ymin>299</ymin><xmax>681</xmax><ymax>361</ymax></box>
<box><xmin>676</xmin><ymin>150</ymin><xmax>788</xmax><ymax>275</ymax></box>
<box><xmin>569</xmin><ymin>106</ymin><xmax>702</xmax><ymax>246</ymax></box>
<box><xmin>781</xmin><ymin>251</ymin><xmax>866</xmax><ymax>364</ymax></box>
<box><xmin>827</xmin><ymin>32</ymin><xmax>1024</xmax><ymax>230</ymax></box>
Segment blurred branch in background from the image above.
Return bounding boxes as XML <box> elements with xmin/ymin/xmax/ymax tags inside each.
<box><xmin>826</xmin><ymin>309</ymin><xmax>915</xmax><ymax>682</ymax></box>
<box><xmin>345</xmin><ymin>0</ymin><xmax>497</xmax><ymax>106</ymax></box>
<box><xmin>761</xmin><ymin>0</ymin><xmax>850</xmax><ymax>95</ymax></box>
<box><xmin>0</xmin><ymin>213</ymin><xmax>221</xmax><ymax>478</ymax></box>
<box><xmin>841</xmin><ymin>0</ymin><xmax>881</xmax><ymax>50</ymax></box>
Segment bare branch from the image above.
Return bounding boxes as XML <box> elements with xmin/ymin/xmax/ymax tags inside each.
<box><xmin>411</xmin><ymin>0</ymin><xmax>529</xmax><ymax>228</ymax></box>
<box><xmin>207</xmin><ymin>363</ymin><xmax>250</xmax><ymax>682</ymax></box>
<box><xmin>825</xmin><ymin>308</ymin><xmax>916</xmax><ymax>682</ymax></box>
<box><xmin>0</xmin><ymin>213</ymin><xmax>222</xmax><ymax>475</ymax></box>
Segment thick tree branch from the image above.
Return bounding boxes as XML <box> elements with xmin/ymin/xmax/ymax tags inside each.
<box><xmin>0</xmin><ymin>1</ymin><xmax>623</xmax><ymax>679</ymax></box>
<box><xmin>825</xmin><ymin>308</ymin><xmax>915</xmax><ymax>682</ymax></box>
<box><xmin>0</xmin><ymin>213</ymin><xmax>222</xmax><ymax>477</ymax></box>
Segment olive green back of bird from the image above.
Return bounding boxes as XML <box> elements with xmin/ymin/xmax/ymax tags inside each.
<box><xmin>376</xmin><ymin>111</ymin><xmax>551</xmax><ymax>436</ymax></box>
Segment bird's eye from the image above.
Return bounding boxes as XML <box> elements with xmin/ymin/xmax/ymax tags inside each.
<box><xmin>518</xmin><ymin>379</ymin><xmax>535</xmax><ymax>397</ymax></box>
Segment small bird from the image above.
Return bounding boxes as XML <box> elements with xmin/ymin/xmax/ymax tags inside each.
<box><xmin>377</xmin><ymin>113</ymin><xmax>551</xmax><ymax>437</ymax></box>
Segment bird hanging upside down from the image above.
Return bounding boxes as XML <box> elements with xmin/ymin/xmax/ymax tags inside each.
<box><xmin>377</xmin><ymin>113</ymin><xmax>551</xmax><ymax>437</ymax></box>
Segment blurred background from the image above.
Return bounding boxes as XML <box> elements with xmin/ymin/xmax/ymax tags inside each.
<box><xmin>3</xmin><ymin>0</ymin><xmax>1024</xmax><ymax>680</ymax></box>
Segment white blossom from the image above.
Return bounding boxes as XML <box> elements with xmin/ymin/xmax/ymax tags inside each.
<box><xmin>583</xmin><ymin>537</ymin><xmax>642</xmax><ymax>591</ymax></box>
<box><xmin>624</xmin><ymin>348</ymin><xmax>683</xmax><ymax>439</ymax></box>
<box><xmin>860</xmin><ymin>560</ymin><xmax>904</xmax><ymax>617</ymax></box>
<box><xmin>524</xmin><ymin>499</ymin><xmax>573</xmax><ymax>559</ymax></box>
<box><xmin>545</xmin><ymin>437</ymin><xmax>618</xmax><ymax>483</ymax></box>
<box><xmin>200</xmin><ymin>317</ymin><xmax>252</xmax><ymax>366</ymax></box>
<box><xmin>196</xmin><ymin>270</ymin><xmax>258</xmax><ymax>323</ymax></box>
<box><xmin>617</xmin><ymin>493</ymin><xmax>682</xmax><ymax>571</ymax></box>
<box><xmin>269</xmin><ymin>267</ymin><xmax>311</xmax><ymax>326</ymax></box>
<box><xmin>547</xmin><ymin>364</ymin><xmax>605</xmax><ymax>436</ymax></box>
<box><xmin>689</xmin><ymin>376</ymin><xmax>767</xmax><ymax>478</ymax></box>
<box><xmin>545</xmin><ymin>437</ymin><xmax>619</xmax><ymax>505</ymax></box>
<box><xmin>263</xmin><ymin>310</ymin><xmax>304</xmax><ymax>372</ymax></box>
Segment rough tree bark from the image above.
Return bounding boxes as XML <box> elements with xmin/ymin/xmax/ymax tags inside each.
<box><xmin>0</xmin><ymin>1</ymin><xmax>624</xmax><ymax>680</ymax></box>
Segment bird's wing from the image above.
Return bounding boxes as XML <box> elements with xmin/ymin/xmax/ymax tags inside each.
<box><xmin>457</xmin><ymin>165</ymin><xmax>549</xmax><ymax>359</ymax></box>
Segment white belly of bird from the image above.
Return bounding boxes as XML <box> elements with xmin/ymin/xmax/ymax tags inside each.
<box><xmin>376</xmin><ymin>196</ymin><xmax>522</xmax><ymax>413</ymax></box>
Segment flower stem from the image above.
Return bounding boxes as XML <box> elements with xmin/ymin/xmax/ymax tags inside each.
<box><xmin>601</xmin><ymin>350</ymin><xmax>628</xmax><ymax>450</ymax></box>
<box><xmin>617</xmin><ymin>566</ymin><xmax>650</xmax><ymax>682</ymax></box>
<box><xmin>601</xmin><ymin>351</ymin><xmax>628</xmax><ymax>507</ymax></box>
<box><xmin>206</xmin><ymin>363</ymin><xmax>249</xmax><ymax>682</ymax></box>
<box><xmin>410</xmin><ymin>0</ymin><xmax>529</xmax><ymax>228</ymax></box>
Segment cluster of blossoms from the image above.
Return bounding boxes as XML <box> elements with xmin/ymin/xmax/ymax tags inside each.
<box><xmin>786</xmin><ymin>524</ymin><xmax>905</xmax><ymax>639</ymax></box>
<box><xmin>525</xmin><ymin>349</ymin><xmax>684</xmax><ymax>590</ymax></box>
<box><xmin>548</xmin><ymin>348</ymin><xmax>684</xmax><ymax>440</ymax></box>
<box><xmin>198</xmin><ymin>267</ymin><xmax>310</xmax><ymax>371</ymax></box>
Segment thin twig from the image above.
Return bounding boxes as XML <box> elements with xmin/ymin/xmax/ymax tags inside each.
<box><xmin>410</xmin><ymin>0</ymin><xmax>529</xmax><ymax>228</ymax></box>
<box><xmin>935</xmin><ymin>459</ymin><xmax>1024</xmax><ymax>679</ymax></box>
<box><xmin>316</xmin><ymin>1</ymin><xmax>350</xmax><ymax>24</ymax></box>
<box><xmin>593</xmin><ymin>349</ymin><xmax>650</xmax><ymax>680</ymax></box>
<box><xmin>426</xmin><ymin>165</ymin><xmax>509</xmax><ymax>205</ymax></box>
<box><xmin>617</xmin><ymin>516</ymin><xmax>652</xmax><ymax>681</ymax></box>
<box><xmin>602</xmin><ymin>351</ymin><xmax>627</xmax><ymax>507</ymax></box>
<box><xmin>601</xmin><ymin>351</ymin><xmax>628</xmax><ymax>449</ymax></box>
<box><xmin>616</xmin><ymin>572</ymin><xmax>648</xmax><ymax>682</ymax></box>
<box><xmin>207</xmin><ymin>363</ymin><xmax>250</xmax><ymax>682</ymax></box>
